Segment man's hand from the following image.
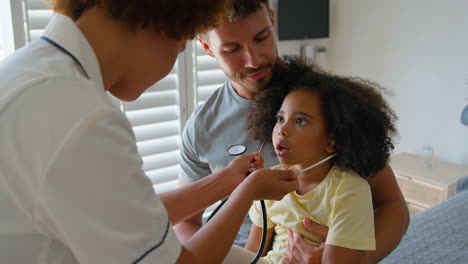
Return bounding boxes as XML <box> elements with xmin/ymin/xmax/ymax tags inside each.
<box><xmin>283</xmin><ymin>218</ymin><xmax>328</xmax><ymax>264</ymax></box>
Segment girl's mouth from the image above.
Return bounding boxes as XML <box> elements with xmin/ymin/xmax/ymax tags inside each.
<box><xmin>275</xmin><ymin>143</ymin><xmax>290</xmax><ymax>157</ymax></box>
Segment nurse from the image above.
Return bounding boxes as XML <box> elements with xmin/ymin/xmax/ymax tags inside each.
<box><xmin>0</xmin><ymin>1</ymin><xmax>298</xmax><ymax>263</ymax></box>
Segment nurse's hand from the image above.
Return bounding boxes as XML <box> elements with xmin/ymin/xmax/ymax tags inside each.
<box><xmin>249</xmin><ymin>151</ymin><xmax>264</xmax><ymax>173</ymax></box>
<box><xmin>222</xmin><ymin>152</ymin><xmax>265</xmax><ymax>191</ymax></box>
<box><xmin>241</xmin><ymin>168</ymin><xmax>299</xmax><ymax>201</ymax></box>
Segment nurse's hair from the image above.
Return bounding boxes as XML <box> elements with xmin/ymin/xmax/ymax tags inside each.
<box><xmin>247</xmin><ymin>60</ymin><xmax>398</xmax><ymax>177</ymax></box>
<box><xmin>46</xmin><ymin>0</ymin><xmax>229</xmax><ymax>40</ymax></box>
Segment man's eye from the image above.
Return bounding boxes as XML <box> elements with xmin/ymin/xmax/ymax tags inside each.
<box><xmin>222</xmin><ymin>46</ymin><xmax>239</xmax><ymax>53</ymax></box>
<box><xmin>256</xmin><ymin>31</ymin><xmax>270</xmax><ymax>41</ymax></box>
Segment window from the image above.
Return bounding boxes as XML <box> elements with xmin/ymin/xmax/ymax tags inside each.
<box><xmin>0</xmin><ymin>4</ymin><xmax>10</xmax><ymax>60</ymax></box>
<box><xmin>0</xmin><ymin>0</ymin><xmax>19</xmax><ymax>59</ymax></box>
<box><xmin>194</xmin><ymin>41</ymin><xmax>228</xmax><ymax>106</ymax></box>
<box><xmin>3</xmin><ymin>1</ymin><xmax>227</xmax><ymax>193</ymax></box>
<box><xmin>122</xmin><ymin>69</ymin><xmax>183</xmax><ymax>193</ymax></box>
<box><xmin>26</xmin><ymin>0</ymin><xmax>54</xmax><ymax>42</ymax></box>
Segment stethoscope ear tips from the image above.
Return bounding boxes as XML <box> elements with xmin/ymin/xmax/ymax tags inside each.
<box><xmin>226</xmin><ymin>144</ymin><xmax>247</xmax><ymax>156</ymax></box>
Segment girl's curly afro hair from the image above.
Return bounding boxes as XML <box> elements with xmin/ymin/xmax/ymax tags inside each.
<box><xmin>247</xmin><ymin>59</ymin><xmax>398</xmax><ymax>177</ymax></box>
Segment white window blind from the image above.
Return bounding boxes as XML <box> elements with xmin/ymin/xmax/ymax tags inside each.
<box><xmin>194</xmin><ymin>41</ymin><xmax>228</xmax><ymax>105</ymax></box>
<box><xmin>25</xmin><ymin>0</ymin><xmax>52</xmax><ymax>42</ymax></box>
<box><xmin>122</xmin><ymin>69</ymin><xmax>182</xmax><ymax>193</ymax></box>
<box><xmin>0</xmin><ymin>1</ymin><xmax>16</xmax><ymax>60</ymax></box>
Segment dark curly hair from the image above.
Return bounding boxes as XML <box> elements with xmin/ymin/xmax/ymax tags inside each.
<box><xmin>46</xmin><ymin>0</ymin><xmax>229</xmax><ymax>40</ymax></box>
<box><xmin>247</xmin><ymin>60</ymin><xmax>398</xmax><ymax>177</ymax></box>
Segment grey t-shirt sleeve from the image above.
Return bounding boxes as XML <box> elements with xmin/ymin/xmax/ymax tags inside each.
<box><xmin>178</xmin><ymin>115</ymin><xmax>212</xmax><ymax>183</ymax></box>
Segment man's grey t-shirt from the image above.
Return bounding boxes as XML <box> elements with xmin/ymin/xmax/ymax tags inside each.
<box><xmin>179</xmin><ymin>81</ymin><xmax>279</xmax><ymax>246</ymax></box>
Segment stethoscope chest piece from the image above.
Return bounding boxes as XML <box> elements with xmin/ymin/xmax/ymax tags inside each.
<box><xmin>226</xmin><ymin>144</ymin><xmax>247</xmax><ymax>156</ymax></box>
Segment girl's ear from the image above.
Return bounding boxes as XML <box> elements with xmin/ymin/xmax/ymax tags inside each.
<box><xmin>326</xmin><ymin>137</ymin><xmax>335</xmax><ymax>153</ymax></box>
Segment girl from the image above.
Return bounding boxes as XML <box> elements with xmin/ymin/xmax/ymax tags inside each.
<box><xmin>244</xmin><ymin>60</ymin><xmax>398</xmax><ymax>264</ymax></box>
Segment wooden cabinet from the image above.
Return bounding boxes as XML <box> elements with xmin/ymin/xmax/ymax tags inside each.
<box><xmin>389</xmin><ymin>152</ymin><xmax>468</xmax><ymax>215</ymax></box>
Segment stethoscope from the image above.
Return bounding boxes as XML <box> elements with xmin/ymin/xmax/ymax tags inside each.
<box><xmin>226</xmin><ymin>144</ymin><xmax>248</xmax><ymax>156</ymax></box>
<box><xmin>213</xmin><ymin>141</ymin><xmax>336</xmax><ymax>263</ymax></box>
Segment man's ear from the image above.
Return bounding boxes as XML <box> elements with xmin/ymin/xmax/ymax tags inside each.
<box><xmin>269</xmin><ymin>8</ymin><xmax>275</xmax><ymax>27</ymax></box>
<box><xmin>197</xmin><ymin>36</ymin><xmax>214</xmax><ymax>57</ymax></box>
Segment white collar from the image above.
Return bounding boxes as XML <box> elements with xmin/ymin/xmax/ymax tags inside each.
<box><xmin>42</xmin><ymin>13</ymin><xmax>104</xmax><ymax>89</ymax></box>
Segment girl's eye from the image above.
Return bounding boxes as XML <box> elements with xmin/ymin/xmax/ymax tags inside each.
<box><xmin>296</xmin><ymin>118</ymin><xmax>307</xmax><ymax>125</ymax></box>
<box><xmin>276</xmin><ymin>115</ymin><xmax>284</xmax><ymax>123</ymax></box>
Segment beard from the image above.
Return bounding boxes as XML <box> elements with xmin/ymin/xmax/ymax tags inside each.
<box><xmin>237</xmin><ymin>61</ymin><xmax>276</xmax><ymax>92</ymax></box>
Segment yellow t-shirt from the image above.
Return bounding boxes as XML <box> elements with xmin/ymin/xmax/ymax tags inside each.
<box><xmin>249</xmin><ymin>164</ymin><xmax>375</xmax><ymax>264</ymax></box>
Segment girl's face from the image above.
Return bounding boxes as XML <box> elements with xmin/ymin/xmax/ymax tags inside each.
<box><xmin>272</xmin><ymin>89</ymin><xmax>334</xmax><ymax>169</ymax></box>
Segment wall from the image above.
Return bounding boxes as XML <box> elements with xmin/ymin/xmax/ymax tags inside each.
<box><xmin>274</xmin><ymin>0</ymin><xmax>468</xmax><ymax>166</ymax></box>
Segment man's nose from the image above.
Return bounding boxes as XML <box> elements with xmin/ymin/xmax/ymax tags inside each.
<box><xmin>243</xmin><ymin>45</ymin><xmax>261</xmax><ymax>69</ymax></box>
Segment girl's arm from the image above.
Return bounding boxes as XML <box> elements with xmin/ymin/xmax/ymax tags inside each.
<box><xmin>322</xmin><ymin>245</ymin><xmax>370</xmax><ymax>264</ymax></box>
<box><xmin>245</xmin><ymin>223</ymin><xmax>275</xmax><ymax>256</ymax></box>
